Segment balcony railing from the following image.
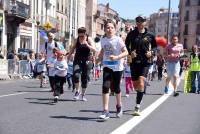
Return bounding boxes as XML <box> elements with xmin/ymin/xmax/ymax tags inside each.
<box><xmin>8</xmin><ymin>1</ymin><xmax>30</xmax><ymax>19</ymax></box>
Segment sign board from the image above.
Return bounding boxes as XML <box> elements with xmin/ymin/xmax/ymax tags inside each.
<box><xmin>0</xmin><ymin>59</ymin><xmax>8</xmax><ymax>75</ymax></box>
<box><xmin>43</xmin><ymin>22</ymin><xmax>53</xmax><ymax>31</ymax></box>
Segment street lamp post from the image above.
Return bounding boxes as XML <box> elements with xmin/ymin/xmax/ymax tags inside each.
<box><xmin>36</xmin><ymin>21</ymin><xmax>40</xmax><ymax>53</ymax></box>
<box><xmin>167</xmin><ymin>0</ymin><xmax>171</xmax><ymax>43</ymax></box>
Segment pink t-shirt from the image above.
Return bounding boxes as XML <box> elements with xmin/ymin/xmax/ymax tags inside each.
<box><xmin>166</xmin><ymin>43</ymin><xmax>183</xmax><ymax>62</ymax></box>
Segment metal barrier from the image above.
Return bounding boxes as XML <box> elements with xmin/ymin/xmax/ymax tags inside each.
<box><xmin>7</xmin><ymin>59</ymin><xmax>34</xmax><ymax>78</ymax></box>
<box><xmin>8</xmin><ymin>59</ymin><xmax>19</xmax><ymax>75</ymax></box>
<box><xmin>0</xmin><ymin>59</ymin><xmax>9</xmax><ymax>80</ymax></box>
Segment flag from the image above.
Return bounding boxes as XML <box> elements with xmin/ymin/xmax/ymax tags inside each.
<box><xmin>39</xmin><ymin>30</ymin><xmax>48</xmax><ymax>41</ymax></box>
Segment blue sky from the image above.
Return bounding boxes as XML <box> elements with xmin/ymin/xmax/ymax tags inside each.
<box><xmin>97</xmin><ymin>0</ymin><xmax>180</xmax><ymax>19</ymax></box>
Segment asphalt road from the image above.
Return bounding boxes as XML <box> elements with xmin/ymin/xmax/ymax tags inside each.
<box><xmin>0</xmin><ymin>77</ymin><xmax>199</xmax><ymax>134</ymax></box>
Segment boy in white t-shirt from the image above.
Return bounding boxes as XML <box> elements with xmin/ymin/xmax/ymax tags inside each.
<box><xmin>46</xmin><ymin>48</ymin><xmax>57</xmax><ymax>93</ymax></box>
<box><xmin>34</xmin><ymin>53</ymin><xmax>46</xmax><ymax>88</ymax></box>
<box><xmin>53</xmin><ymin>50</ymin><xmax>68</xmax><ymax>103</ymax></box>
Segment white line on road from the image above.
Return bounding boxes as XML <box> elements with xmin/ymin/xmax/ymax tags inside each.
<box><xmin>0</xmin><ymin>89</ymin><xmax>51</xmax><ymax>98</ymax></box>
<box><xmin>110</xmin><ymin>79</ymin><xmax>180</xmax><ymax>134</ymax></box>
<box><xmin>0</xmin><ymin>92</ymin><xmax>28</xmax><ymax>98</ymax></box>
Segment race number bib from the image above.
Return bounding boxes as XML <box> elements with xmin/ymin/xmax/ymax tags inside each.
<box><xmin>103</xmin><ymin>60</ymin><xmax>119</xmax><ymax>70</ymax></box>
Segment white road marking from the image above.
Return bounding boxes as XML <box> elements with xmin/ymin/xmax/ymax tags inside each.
<box><xmin>0</xmin><ymin>92</ymin><xmax>28</xmax><ymax>98</ymax></box>
<box><xmin>0</xmin><ymin>89</ymin><xmax>51</xmax><ymax>98</ymax></box>
<box><xmin>110</xmin><ymin>79</ymin><xmax>180</xmax><ymax>134</ymax></box>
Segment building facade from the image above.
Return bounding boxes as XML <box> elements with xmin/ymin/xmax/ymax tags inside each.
<box><xmin>96</xmin><ymin>3</ymin><xmax>119</xmax><ymax>37</ymax></box>
<box><xmin>56</xmin><ymin>0</ymin><xmax>69</xmax><ymax>45</ymax></box>
<box><xmin>86</xmin><ymin>0</ymin><xmax>97</xmax><ymax>38</ymax></box>
<box><xmin>4</xmin><ymin>0</ymin><xmax>30</xmax><ymax>53</ymax></box>
<box><xmin>179</xmin><ymin>0</ymin><xmax>200</xmax><ymax>49</ymax></box>
<box><xmin>149</xmin><ymin>8</ymin><xmax>179</xmax><ymax>42</ymax></box>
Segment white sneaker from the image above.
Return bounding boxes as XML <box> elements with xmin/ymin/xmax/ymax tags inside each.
<box><xmin>125</xmin><ymin>94</ymin><xmax>129</xmax><ymax>98</ymax></box>
<box><xmin>54</xmin><ymin>96</ymin><xmax>59</xmax><ymax>103</ymax></box>
<box><xmin>81</xmin><ymin>95</ymin><xmax>87</xmax><ymax>101</ymax></box>
<box><xmin>73</xmin><ymin>92</ymin><xmax>80</xmax><ymax>100</ymax></box>
<box><xmin>99</xmin><ymin>111</ymin><xmax>110</xmax><ymax>120</ymax></box>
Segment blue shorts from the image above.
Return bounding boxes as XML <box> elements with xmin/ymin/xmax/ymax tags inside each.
<box><xmin>166</xmin><ymin>62</ymin><xmax>180</xmax><ymax>78</ymax></box>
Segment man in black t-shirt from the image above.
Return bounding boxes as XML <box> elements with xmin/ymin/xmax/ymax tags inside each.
<box><xmin>125</xmin><ymin>16</ymin><xmax>157</xmax><ymax>116</ymax></box>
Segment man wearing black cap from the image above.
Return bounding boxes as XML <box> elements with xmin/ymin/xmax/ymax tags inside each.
<box><xmin>125</xmin><ymin>16</ymin><xmax>157</xmax><ymax>116</ymax></box>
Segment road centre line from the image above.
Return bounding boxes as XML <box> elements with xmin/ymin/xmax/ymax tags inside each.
<box><xmin>0</xmin><ymin>89</ymin><xmax>50</xmax><ymax>98</ymax></box>
<box><xmin>110</xmin><ymin>80</ymin><xmax>180</xmax><ymax>134</ymax></box>
<box><xmin>0</xmin><ymin>92</ymin><xmax>28</xmax><ymax>98</ymax></box>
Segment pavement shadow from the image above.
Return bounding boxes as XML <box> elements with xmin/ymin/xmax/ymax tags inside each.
<box><xmin>29</xmin><ymin>101</ymin><xmax>56</xmax><ymax>105</ymax></box>
<box><xmin>123</xmin><ymin>110</ymin><xmax>134</xmax><ymax>116</ymax></box>
<box><xmin>86</xmin><ymin>93</ymin><xmax>101</xmax><ymax>96</ymax></box>
<box><xmin>17</xmin><ymin>90</ymin><xmax>50</xmax><ymax>93</ymax></box>
<box><xmin>25</xmin><ymin>97</ymin><xmax>75</xmax><ymax>106</ymax></box>
<box><xmin>50</xmin><ymin>115</ymin><xmax>117</xmax><ymax>122</ymax></box>
<box><xmin>79</xmin><ymin>109</ymin><xmax>116</xmax><ymax>114</ymax></box>
<box><xmin>144</xmin><ymin>93</ymin><xmax>163</xmax><ymax>96</ymax></box>
<box><xmin>50</xmin><ymin>115</ymin><xmax>99</xmax><ymax>122</ymax></box>
<box><xmin>25</xmin><ymin>97</ymin><xmax>75</xmax><ymax>102</ymax></box>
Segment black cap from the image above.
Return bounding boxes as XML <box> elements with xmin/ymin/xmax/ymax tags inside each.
<box><xmin>135</xmin><ymin>16</ymin><xmax>146</xmax><ymax>23</ymax></box>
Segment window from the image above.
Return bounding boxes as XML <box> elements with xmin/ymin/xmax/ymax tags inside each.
<box><xmin>196</xmin><ymin>24</ymin><xmax>200</xmax><ymax>35</ymax></box>
<box><xmin>197</xmin><ymin>10</ymin><xmax>200</xmax><ymax>20</ymax></box>
<box><xmin>57</xmin><ymin>1</ymin><xmax>59</xmax><ymax>11</ymax></box>
<box><xmin>185</xmin><ymin>0</ymin><xmax>190</xmax><ymax>6</ymax></box>
<box><xmin>184</xmin><ymin>10</ymin><xmax>189</xmax><ymax>21</ymax></box>
<box><xmin>197</xmin><ymin>36</ymin><xmax>200</xmax><ymax>47</ymax></box>
<box><xmin>184</xmin><ymin>24</ymin><xmax>188</xmax><ymax>35</ymax></box>
<box><xmin>184</xmin><ymin>38</ymin><xmax>188</xmax><ymax>49</ymax></box>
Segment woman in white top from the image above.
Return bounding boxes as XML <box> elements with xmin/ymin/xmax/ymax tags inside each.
<box><xmin>96</xmin><ymin>19</ymin><xmax>128</xmax><ymax>120</ymax></box>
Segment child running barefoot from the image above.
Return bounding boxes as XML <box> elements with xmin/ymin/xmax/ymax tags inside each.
<box><xmin>54</xmin><ymin>50</ymin><xmax>68</xmax><ymax>103</ymax></box>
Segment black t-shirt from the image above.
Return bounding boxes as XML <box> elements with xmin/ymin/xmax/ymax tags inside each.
<box><xmin>125</xmin><ymin>27</ymin><xmax>157</xmax><ymax>66</ymax></box>
<box><xmin>74</xmin><ymin>37</ymin><xmax>90</xmax><ymax>62</ymax></box>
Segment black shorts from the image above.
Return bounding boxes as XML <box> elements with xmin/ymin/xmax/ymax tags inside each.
<box><xmin>130</xmin><ymin>65</ymin><xmax>149</xmax><ymax>81</ymax></box>
<box><xmin>102</xmin><ymin>67</ymin><xmax>123</xmax><ymax>94</ymax></box>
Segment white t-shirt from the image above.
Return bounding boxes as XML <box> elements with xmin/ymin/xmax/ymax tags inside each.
<box><xmin>54</xmin><ymin>60</ymin><xmax>68</xmax><ymax>77</ymax></box>
<box><xmin>40</xmin><ymin>41</ymin><xmax>66</xmax><ymax>62</ymax></box>
<box><xmin>124</xmin><ymin>64</ymin><xmax>131</xmax><ymax>77</ymax></box>
<box><xmin>101</xmin><ymin>36</ymin><xmax>126</xmax><ymax>71</ymax></box>
<box><xmin>67</xmin><ymin>60</ymin><xmax>73</xmax><ymax>75</ymax></box>
<box><xmin>46</xmin><ymin>57</ymin><xmax>57</xmax><ymax>76</ymax></box>
<box><xmin>95</xmin><ymin>64</ymin><xmax>101</xmax><ymax>71</ymax></box>
<box><xmin>35</xmin><ymin>59</ymin><xmax>46</xmax><ymax>73</ymax></box>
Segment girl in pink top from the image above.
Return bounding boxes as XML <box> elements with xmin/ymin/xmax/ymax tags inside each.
<box><xmin>164</xmin><ymin>35</ymin><xmax>184</xmax><ymax>97</ymax></box>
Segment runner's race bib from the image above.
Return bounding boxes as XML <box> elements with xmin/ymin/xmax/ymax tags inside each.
<box><xmin>103</xmin><ymin>60</ymin><xmax>119</xmax><ymax>70</ymax></box>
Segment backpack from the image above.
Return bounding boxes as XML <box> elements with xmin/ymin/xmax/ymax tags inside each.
<box><xmin>45</xmin><ymin>41</ymin><xmax>58</xmax><ymax>54</ymax></box>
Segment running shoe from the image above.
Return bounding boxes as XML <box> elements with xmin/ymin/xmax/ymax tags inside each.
<box><xmin>54</xmin><ymin>96</ymin><xmax>59</xmax><ymax>103</ymax></box>
<box><xmin>116</xmin><ymin>105</ymin><xmax>123</xmax><ymax>118</ymax></box>
<box><xmin>99</xmin><ymin>111</ymin><xmax>110</xmax><ymax>120</ymax></box>
<box><xmin>132</xmin><ymin>106</ymin><xmax>141</xmax><ymax>116</ymax></box>
<box><xmin>173</xmin><ymin>91</ymin><xmax>179</xmax><ymax>97</ymax></box>
<box><xmin>164</xmin><ymin>86</ymin><xmax>168</xmax><ymax>94</ymax></box>
<box><xmin>73</xmin><ymin>91</ymin><xmax>80</xmax><ymax>100</ymax></box>
<box><xmin>125</xmin><ymin>94</ymin><xmax>129</xmax><ymax>98</ymax></box>
<box><xmin>81</xmin><ymin>95</ymin><xmax>87</xmax><ymax>101</ymax></box>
